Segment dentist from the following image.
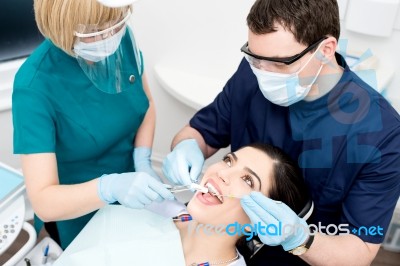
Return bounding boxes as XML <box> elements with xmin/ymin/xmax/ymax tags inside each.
<box><xmin>12</xmin><ymin>0</ymin><xmax>173</xmax><ymax>249</ymax></box>
<box><xmin>163</xmin><ymin>0</ymin><xmax>400</xmax><ymax>265</ymax></box>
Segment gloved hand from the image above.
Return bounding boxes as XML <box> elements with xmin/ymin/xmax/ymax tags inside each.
<box><xmin>98</xmin><ymin>172</ymin><xmax>174</xmax><ymax>209</ymax></box>
<box><xmin>133</xmin><ymin>147</ymin><xmax>161</xmax><ymax>181</ymax></box>
<box><xmin>241</xmin><ymin>192</ymin><xmax>309</xmax><ymax>251</ymax></box>
<box><xmin>162</xmin><ymin>139</ymin><xmax>204</xmax><ymax>186</ymax></box>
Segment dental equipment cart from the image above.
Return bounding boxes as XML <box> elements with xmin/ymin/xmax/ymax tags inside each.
<box><xmin>0</xmin><ymin>162</ymin><xmax>36</xmax><ymax>265</ymax></box>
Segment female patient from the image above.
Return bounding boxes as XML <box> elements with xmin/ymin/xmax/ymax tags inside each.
<box><xmin>175</xmin><ymin>143</ymin><xmax>309</xmax><ymax>266</ymax></box>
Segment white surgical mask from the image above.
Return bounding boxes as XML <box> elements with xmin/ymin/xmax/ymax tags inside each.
<box><xmin>249</xmin><ymin>44</ymin><xmax>324</xmax><ymax>107</ymax></box>
<box><xmin>73</xmin><ymin>25</ymin><xmax>126</xmax><ymax>62</ymax></box>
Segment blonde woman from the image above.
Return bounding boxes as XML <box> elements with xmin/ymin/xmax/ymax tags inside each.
<box><xmin>12</xmin><ymin>0</ymin><xmax>173</xmax><ymax>249</ymax></box>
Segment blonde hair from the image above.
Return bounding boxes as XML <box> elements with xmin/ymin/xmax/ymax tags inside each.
<box><xmin>34</xmin><ymin>0</ymin><xmax>130</xmax><ymax>55</ymax></box>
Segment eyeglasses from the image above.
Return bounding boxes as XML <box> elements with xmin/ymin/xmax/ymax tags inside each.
<box><xmin>240</xmin><ymin>36</ymin><xmax>328</xmax><ymax>65</ymax></box>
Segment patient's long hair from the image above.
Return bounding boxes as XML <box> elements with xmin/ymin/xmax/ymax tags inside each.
<box><xmin>247</xmin><ymin>143</ymin><xmax>309</xmax><ymax>214</ymax></box>
<box><xmin>236</xmin><ymin>143</ymin><xmax>310</xmax><ymax>260</ymax></box>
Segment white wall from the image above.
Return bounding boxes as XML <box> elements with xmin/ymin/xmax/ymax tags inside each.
<box><xmin>1</xmin><ymin>0</ymin><xmax>399</xmax><ymax>171</ymax></box>
<box><xmin>340</xmin><ymin>28</ymin><xmax>400</xmax><ymax>111</ymax></box>
<box><xmin>131</xmin><ymin>0</ymin><xmax>256</xmax><ymax>169</ymax></box>
<box><xmin>0</xmin><ymin>59</ymin><xmax>24</xmax><ymax>169</ymax></box>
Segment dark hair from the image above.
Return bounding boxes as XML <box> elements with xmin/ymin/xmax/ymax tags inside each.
<box><xmin>247</xmin><ymin>0</ymin><xmax>340</xmax><ymax>46</ymax></box>
<box><xmin>236</xmin><ymin>143</ymin><xmax>309</xmax><ymax>260</ymax></box>
<box><xmin>245</xmin><ymin>143</ymin><xmax>309</xmax><ymax>215</ymax></box>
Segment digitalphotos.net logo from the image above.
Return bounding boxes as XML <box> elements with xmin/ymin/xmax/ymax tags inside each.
<box><xmin>187</xmin><ymin>221</ymin><xmax>384</xmax><ymax>241</ymax></box>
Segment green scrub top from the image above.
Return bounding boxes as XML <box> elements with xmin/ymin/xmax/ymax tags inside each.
<box><xmin>12</xmin><ymin>36</ymin><xmax>148</xmax><ymax>249</ymax></box>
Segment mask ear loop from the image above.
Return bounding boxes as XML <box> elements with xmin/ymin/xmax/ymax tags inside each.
<box><xmin>295</xmin><ymin>41</ymin><xmax>326</xmax><ymax>75</ymax></box>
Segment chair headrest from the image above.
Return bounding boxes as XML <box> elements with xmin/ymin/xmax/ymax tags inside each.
<box><xmin>298</xmin><ymin>198</ymin><xmax>314</xmax><ymax>221</ymax></box>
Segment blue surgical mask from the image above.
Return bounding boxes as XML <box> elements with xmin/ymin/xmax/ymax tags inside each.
<box><xmin>73</xmin><ymin>26</ymin><xmax>126</xmax><ymax>62</ymax></box>
<box><xmin>249</xmin><ymin>44</ymin><xmax>324</xmax><ymax>107</ymax></box>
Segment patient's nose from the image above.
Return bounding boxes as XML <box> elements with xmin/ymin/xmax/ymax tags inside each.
<box><xmin>217</xmin><ymin>169</ymin><xmax>231</xmax><ymax>185</ymax></box>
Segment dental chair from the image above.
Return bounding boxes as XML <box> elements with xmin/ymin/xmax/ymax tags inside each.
<box><xmin>236</xmin><ymin>198</ymin><xmax>314</xmax><ymax>265</ymax></box>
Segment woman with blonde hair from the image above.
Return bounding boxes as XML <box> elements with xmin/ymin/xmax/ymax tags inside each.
<box><xmin>12</xmin><ymin>0</ymin><xmax>173</xmax><ymax>249</ymax></box>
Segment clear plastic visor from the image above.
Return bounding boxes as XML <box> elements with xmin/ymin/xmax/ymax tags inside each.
<box><xmin>73</xmin><ymin>9</ymin><xmax>142</xmax><ymax>94</ymax></box>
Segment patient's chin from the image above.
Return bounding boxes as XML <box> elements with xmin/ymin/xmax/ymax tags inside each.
<box><xmin>186</xmin><ymin>200</ymin><xmax>211</xmax><ymax>223</ymax></box>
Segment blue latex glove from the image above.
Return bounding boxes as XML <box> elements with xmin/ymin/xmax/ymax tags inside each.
<box><xmin>162</xmin><ymin>139</ymin><xmax>204</xmax><ymax>186</ymax></box>
<box><xmin>133</xmin><ymin>147</ymin><xmax>161</xmax><ymax>181</ymax></box>
<box><xmin>98</xmin><ymin>172</ymin><xmax>174</xmax><ymax>209</ymax></box>
<box><xmin>241</xmin><ymin>192</ymin><xmax>309</xmax><ymax>251</ymax></box>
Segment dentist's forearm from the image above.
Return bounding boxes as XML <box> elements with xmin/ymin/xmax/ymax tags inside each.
<box><xmin>171</xmin><ymin>125</ymin><xmax>217</xmax><ymax>158</ymax></box>
<box><xmin>300</xmin><ymin>233</ymin><xmax>380</xmax><ymax>266</ymax></box>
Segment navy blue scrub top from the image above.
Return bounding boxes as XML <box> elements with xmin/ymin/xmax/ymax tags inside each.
<box><xmin>190</xmin><ymin>53</ymin><xmax>400</xmax><ymax>245</ymax></box>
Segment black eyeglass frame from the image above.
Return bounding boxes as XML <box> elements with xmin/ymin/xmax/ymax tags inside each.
<box><xmin>241</xmin><ymin>36</ymin><xmax>328</xmax><ymax>65</ymax></box>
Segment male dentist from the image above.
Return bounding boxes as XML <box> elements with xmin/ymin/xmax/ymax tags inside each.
<box><xmin>163</xmin><ymin>0</ymin><xmax>400</xmax><ymax>265</ymax></box>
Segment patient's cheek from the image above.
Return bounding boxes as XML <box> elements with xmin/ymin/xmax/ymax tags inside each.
<box><xmin>234</xmin><ymin>206</ymin><xmax>251</xmax><ymax>225</ymax></box>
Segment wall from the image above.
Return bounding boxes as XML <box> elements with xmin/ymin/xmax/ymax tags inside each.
<box><xmin>131</xmin><ymin>0</ymin><xmax>256</xmax><ymax>169</ymax></box>
<box><xmin>340</xmin><ymin>28</ymin><xmax>400</xmax><ymax>112</ymax></box>
<box><xmin>0</xmin><ymin>59</ymin><xmax>25</xmax><ymax>169</ymax></box>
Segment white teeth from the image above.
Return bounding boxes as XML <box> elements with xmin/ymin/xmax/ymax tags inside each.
<box><xmin>190</xmin><ymin>183</ymin><xmax>208</xmax><ymax>193</ymax></box>
<box><xmin>206</xmin><ymin>183</ymin><xmax>223</xmax><ymax>203</ymax></box>
<box><xmin>206</xmin><ymin>183</ymin><xmax>218</xmax><ymax>194</ymax></box>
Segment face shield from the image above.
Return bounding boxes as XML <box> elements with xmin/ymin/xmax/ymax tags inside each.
<box><xmin>97</xmin><ymin>0</ymin><xmax>138</xmax><ymax>7</ymax></box>
<box><xmin>73</xmin><ymin>9</ymin><xmax>142</xmax><ymax>94</ymax></box>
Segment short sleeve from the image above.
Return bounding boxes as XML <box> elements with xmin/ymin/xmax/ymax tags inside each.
<box><xmin>189</xmin><ymin>81</ymin><xmax>232</xmax><ymax>149</ymax></box>
<box><xmin>12</xmin><ymin>88</ymin><xmax>56</xmax><ymax>154</ymax></box>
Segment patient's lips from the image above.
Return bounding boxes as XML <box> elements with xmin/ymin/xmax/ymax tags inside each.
<box><xmin>206</xmin><ymin>183</ymin><xmax>224</xmax><ymax>203</ymax></box>
<box><xmin>195</xmin><ymin>178</ymin><xmax>224</xmax><ymax>205</ymax></box>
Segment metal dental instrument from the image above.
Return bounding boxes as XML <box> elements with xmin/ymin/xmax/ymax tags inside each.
<box><xmin>208</xmin><ymin>192</ymin><xmax>242</xmax><ymax>199</ymax></box>
<box><xmin>208</xmin><ymin>191</ymin><xmax>282</xmax><ymax>202</ymax></box>
<box><xmin>164</xmin><ymin>183</ymin><xmax>208</xmax><ymax>193</ymax></box>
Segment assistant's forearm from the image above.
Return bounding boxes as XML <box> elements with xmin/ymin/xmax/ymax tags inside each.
<box><xmin>29</xmin><ymin>178</ymin><xmax>105</xmax><ymax>222</ymax></box>
<box><xmin>300</xmin><ymin>233</ymin><xmax>380</xmax><ymax>266</ymax></box>
<box><xmin>171</xmin><ymin>125</ymin><xmax>217</xmax><ymax>158</ymax></box>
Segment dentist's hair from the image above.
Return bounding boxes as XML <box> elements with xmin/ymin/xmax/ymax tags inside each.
<box><xmin>244</xmin><ymin>143</ymin><xmax>309</xmax><ymax>215</ymax></box>
<box><xmin>34</xmin><ymin>0</ymin><xmax>130</xmax><ymax>55</ymax></box>
<box><xmin>247</xmin><ymin>0</ymin><xmax>340</xmax><ymax>47</ymax></box>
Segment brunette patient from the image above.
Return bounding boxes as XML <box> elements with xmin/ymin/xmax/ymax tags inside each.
<box><xmin>175</xmin><ymin>143</ymin><xmax>309</xmax><ymax>266</ymax></box>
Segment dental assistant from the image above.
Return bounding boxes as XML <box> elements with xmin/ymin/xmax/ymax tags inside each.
<box><xmin>163</xmin><ymin>0</ymin><xmax>400</xmax><ymax>265</ymax></box>
<box><xmin>12</xmin><ymin>0</ymin><xmax>173</xmax><ymax>249</ymax></box>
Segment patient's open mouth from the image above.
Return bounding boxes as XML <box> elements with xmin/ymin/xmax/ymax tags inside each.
<box><xmin>205</xmin><ymin>183</ymin><xmax>224</xmax><ymax>204</ymax></box>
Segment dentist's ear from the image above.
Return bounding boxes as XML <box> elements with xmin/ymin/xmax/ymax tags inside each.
<box><xmin>318</xmin><ymin>36</ymin><xmax>338</xmax><ymax>64</ymax></box>
<box><xmin>315</xmin><ymin>52</ymin><xmax>328</xmax><ymax>64</ymax></box>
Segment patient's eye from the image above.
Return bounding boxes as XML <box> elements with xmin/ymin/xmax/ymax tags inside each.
<box><xmin>223</xmin><ymin>155</ymin><xmax>232</xmax><ymax>166</ymax></box>
<box><xmin>242</xmin><ymin>174</ymin><xmax>254</xmax><ymax>188</ymax></box>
